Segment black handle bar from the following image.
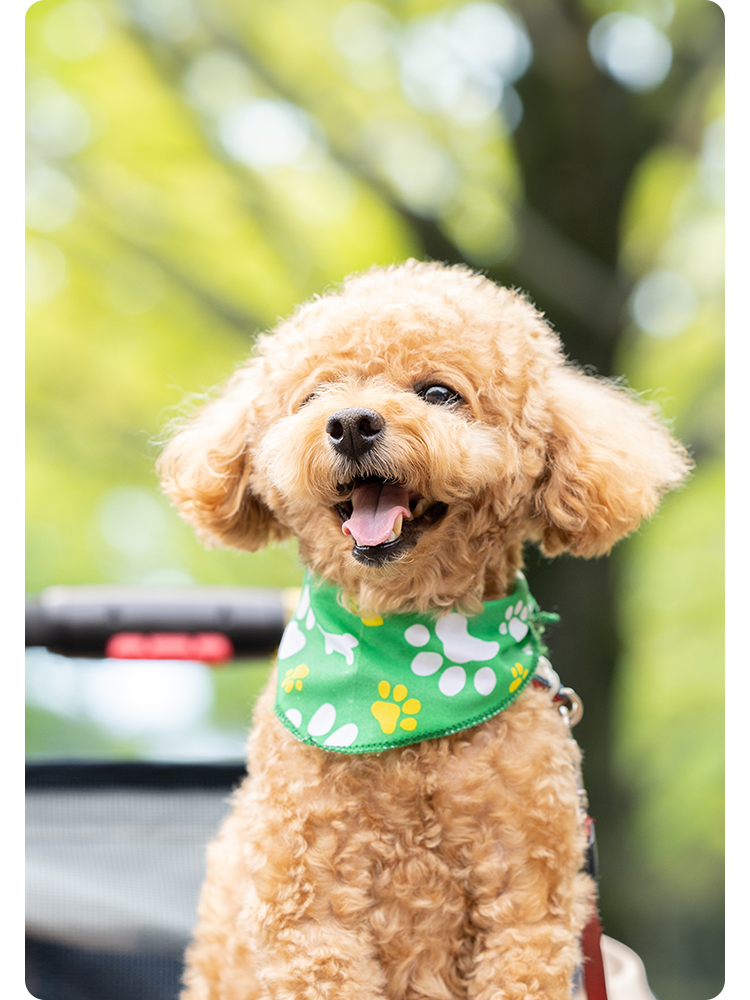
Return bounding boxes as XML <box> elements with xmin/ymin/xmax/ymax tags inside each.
<box><xmin>25</xmin><ymin>585</ymin><xmax>292</xmax><ymax>660</ymax></box>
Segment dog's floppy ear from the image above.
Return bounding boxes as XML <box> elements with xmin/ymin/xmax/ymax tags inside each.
<box><xmin>157</xmin><ymin>359</ymin><xmax>289</xmax><ymax>551</ymax></box>
<box><xmin>531</xmin><ymin>366</ymin><xmax>692</xmax><ymax>558</ymax></box>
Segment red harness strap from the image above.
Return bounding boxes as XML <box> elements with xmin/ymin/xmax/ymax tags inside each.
<box><xmin>580</xmin><ymin>814</ymin><xmax>608</xmax><ymax>1000</ymax></box>
<box><xmin>582</xmin><ymin>909</ymin><xmax>608</xmax><ymax>1000</ymax></box>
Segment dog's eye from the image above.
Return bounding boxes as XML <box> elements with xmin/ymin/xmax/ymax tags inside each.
<box><xmin>417</xmin><ymin>384</ymin><xmax>462</xmax><ymax>406</ymax></box>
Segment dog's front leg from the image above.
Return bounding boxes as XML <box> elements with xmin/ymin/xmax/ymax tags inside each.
<box><xmin>182</xmin><ymin>788</ymin><xmax>390</xmax><ymax>1000</ymax></box>
<box><xmin>182</xmin><ymin>686</ymin><xmax>390</xmax><ymax>1000</ymax></box>
<box><xmin>239</xmin><ymin>784</ymin><xmax>391</xmax><ymax>1000</ymax></box>
<box><xmin>439</xmin><ymin>693</ymin><xmax>595</xmax><ymax>1000</ymax></box>
<box><xmin>465</xmin><ymin>867</ymin><xmax>594</xmax><ymax>1000</ymax></box>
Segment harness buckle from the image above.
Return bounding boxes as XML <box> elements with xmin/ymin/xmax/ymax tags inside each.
<box><xmin>557</xmin><ymin>686</ymin><xmax>584</xmax><ymax>728</ymax></box>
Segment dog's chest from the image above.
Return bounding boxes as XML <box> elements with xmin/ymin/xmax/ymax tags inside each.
<box><xmin>266</xmin><ymin>687</ymin><xmax>576</xmax><ymax>867</ymax></box>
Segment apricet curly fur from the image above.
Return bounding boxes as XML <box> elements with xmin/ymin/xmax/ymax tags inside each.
<box><xmin>158</xmin><ymin>260</ymin><xmax>691</xmax><ymax>999</ymax></box>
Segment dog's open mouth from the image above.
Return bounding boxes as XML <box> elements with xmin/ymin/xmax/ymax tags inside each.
<box><xmin>334</xmin><ymin>477</ymin><xmax>447</xmax><ymax>566</ymax></box>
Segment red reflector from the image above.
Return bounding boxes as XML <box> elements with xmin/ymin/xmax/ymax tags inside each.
<box><xmin>105</xmin><ymin>632</ymin><xmax>234</xmax><ymax>664</ymax></box>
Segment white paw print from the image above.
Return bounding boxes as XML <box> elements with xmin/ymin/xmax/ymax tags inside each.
<box><xmin>405</xmin><ymin>614</ymin><xmax>500</xmax><ymax>697</ymax></box>
<box><xmin>278</xmin><ymin>619</ymin><xmax>306</xmax><ymax>659</ymax></box>
<box><xmin>499</xmin><ymin>599</ymin><xmax>530</xmax><ymax>642</ymax></box>
<box><xmin>435</xmin><ymin>614</ymin><xmax>500</xmax><ymax>663</ymax></box>
<box><xmin>294</xmin><ymin>585</ymin><xmax>316</xmax><ymax>630</ymax></box>
<box><xmin>279</xmin><ymin>586</ymin><xmax>318</xmax><ymax>660</ymax></box>
<box><xmin>318</xmin><ymin>627</ymin><xmax>359</xmax><ymax>666</ymax></box>
<box><xmin>284</xmin><ymin>704</ymin><xmax>359</xmax><ymax>748</ymax></box>
<box><xmin>302</xmin><ymin>703</ymin><xmax>359</xmax><ymax>748</ymax></box>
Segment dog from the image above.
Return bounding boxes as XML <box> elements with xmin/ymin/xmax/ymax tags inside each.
<box><xmin>158</xmin><ymin>260</ymin><xmax>690</xmax><ymax>1000</ymax></box>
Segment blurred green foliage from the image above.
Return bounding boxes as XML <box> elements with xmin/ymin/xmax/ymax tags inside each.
<box><xmin>610</xmin><ymin>64</ymin><xmax>724</xmax><ymax>996</ymax></box>
<box><xmin>26</xmin><ymin>1</ymin><xmax>723</xmax><ymax>997</ymax></box>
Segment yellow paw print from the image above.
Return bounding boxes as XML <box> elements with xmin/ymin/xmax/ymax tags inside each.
<box><xmin>509</xmin><ymin>662</ymin><xmax>529</xmax><ymax>693</ymax></box>
<box><xmin>282</xmin><ymin>664</ymin><xmax>310</xmax><ymax>693</ymax></box>
<box><xmin>371</xmin><ymin>681</ymin><xmax>421</xmax><ymax>734</ymax></box>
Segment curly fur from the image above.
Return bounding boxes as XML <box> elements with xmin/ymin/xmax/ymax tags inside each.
<box><xmin>158</xmin><ymin>260</ymin><xmax>691</xmax><ymax>999</ymax></box>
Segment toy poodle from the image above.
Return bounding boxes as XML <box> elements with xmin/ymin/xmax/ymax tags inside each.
<box><xmin>158</xmin><ymin>260</ymin><xmax>690</xmax><ymax>1000</ymax></box>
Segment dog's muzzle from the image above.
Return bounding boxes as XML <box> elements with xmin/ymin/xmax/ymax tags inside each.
<box><xmin>325</xmin><ymin>407</ymin><xmax>447</xmax><ymax>567</ymax></box>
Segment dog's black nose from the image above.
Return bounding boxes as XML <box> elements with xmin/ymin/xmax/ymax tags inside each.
<box><xmin>326</xmin><ymin>408</ymin><xmax>385</xmax><ymax>460</ymax></box>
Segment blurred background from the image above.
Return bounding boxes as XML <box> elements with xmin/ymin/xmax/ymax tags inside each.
<box><xmin>26</xmin><ymin>0</ymin><xmax>724</xmax><ymax>997</ymax></box>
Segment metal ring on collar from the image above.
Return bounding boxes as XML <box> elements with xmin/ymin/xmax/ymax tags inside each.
<box><xmin>557</xmin><ymin>686</ymin><xmax>584</xmax><ymax>728</ymax></box>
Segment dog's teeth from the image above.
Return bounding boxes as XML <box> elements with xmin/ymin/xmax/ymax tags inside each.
<box><xmin>413</xmin><ymin>499</ymin><xmax>428</xmax><ymax>518</ymax></box>
<box><xmin>385</xmin><ymin>517</ymin><xmax>404</xmax><ymax>544</ymax></box>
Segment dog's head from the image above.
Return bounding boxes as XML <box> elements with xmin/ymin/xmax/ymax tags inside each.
<box><xmin>158</xmin><ymin>261</ymin><xmax>691</xmax><ymax>613</ymax></box>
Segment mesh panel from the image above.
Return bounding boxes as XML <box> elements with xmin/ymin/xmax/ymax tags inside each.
<box><xmin>26</xmin><ymin>762</ymin><xmax>245</xmax><ymax>1000</ymax></box>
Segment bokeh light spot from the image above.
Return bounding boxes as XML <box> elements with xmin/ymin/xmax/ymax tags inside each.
<box><xmin>128</xmin><ymin>0</ymin><xmax>198</xmax><ymax>44</ymax></box>
<box><xmin>334</xmin><ymin>2</ymin><xmax>396</xmax><ymax>63</ymax></box>
<box><xmin>629</xmin><ymin>270</ymin><xmax>698</xmax><ymax>337</ymax></box>
<box><xmin>400</xmin><ymin>21</ymin><xmax>471</xmax><ymax>113</ymax></box>
<box><xmin>365</xmin><ymin>123</ymin><xmax>457</xmax><ymax>216</ymax></box>
<box><xmin>97</xmin><ymin>487</ymin><xmax>170</xmax><ymax>558</ymax></box>
<box><xmin>449</xmin><ymin>2</ymin><xmax>532</xmax><ymax>84</ymax></box>
<box><xmin>398</xmin><ymin>2</ymin><xmax>531</xmax><ymax>121</ymax></box>
<box><xmin>26</xmin><ymin>166</ymin><xmax>78</xmax><ymax>231</ymax></box>
<box><xmin>26</xmin><ymin>85</ymin><xmax>93</xmax><ymax>158</ymax></box>
<box><xmin>699</xmin><ymin>117</ymin><xmax>724</xmax><ymax>206</ymax></box>
<box><xmin>218</xmin><ymin>99</ymin><xmax>315</xmax><ymax>169</ymax></box>
<box><xmin>26</xmin><ymin>238</ymin><xmax>68</xmax><ymax>304</ymax></box>
<box><xmin>82</xmin><ymin>660</ymin><xmax>213</xmax><ymax>736</ymax></box>
<box><xmin>26</xmin><ymin>652</ymin><xmax>215</xmax><ymax>736</ymax></box>
<box><xmin>183</xmin><ymin>50</ymin><xmax>254</xmax><ymax>116</ymax></box>
<box><xmin>588</xmin><ymin>13</ymin><xmax>672</xmax><ymax>92</ymax></box>
<box><xmin>43</xmin><ymin>0</ymin><xmax>107</xmax><ymax>62</ymax></box>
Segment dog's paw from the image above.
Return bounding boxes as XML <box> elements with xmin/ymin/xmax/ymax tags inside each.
<box><xmin>509</xmin><ymin>662</ymin><xmax>529</xmax><ymax>692</ymax></box>
<box><xmin>371</xmin><ymin>681</ymin><xmax>421</xmax><ymax>734</ymax></box>
<box><xmin>499</xmin><ymin>599</ymin><xmax>530</xmax><ymax>642</ymax></box>
<box><xmin>282</xmin><ymin>663</ymin><xmax>310</xmax><ymax>693</ymax></box>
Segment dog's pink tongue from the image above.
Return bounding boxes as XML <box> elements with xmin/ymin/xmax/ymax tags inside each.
<box><xmin>342</xmin><ymin>483</ymin><xmax>410</xmax><ymax>547</ymax></box>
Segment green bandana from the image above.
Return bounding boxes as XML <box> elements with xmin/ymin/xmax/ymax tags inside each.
<box><xmin>275</xmin><ymin>572</ymin><xmax>557</xmax><ymax>754</ymax></box>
